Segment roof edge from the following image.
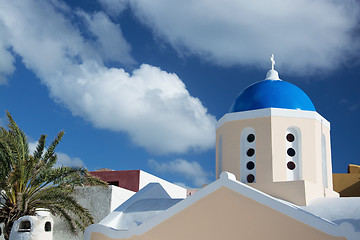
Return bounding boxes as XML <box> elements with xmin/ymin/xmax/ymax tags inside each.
<box><xmin>217</xmin><ymin>108</ymin><xmax>330</xmax><ymax>130</ymax></box>
<box><xmin>84</xmin><ymin>172</ymin><xmax>357</xmax><ymax>240</ymax></box>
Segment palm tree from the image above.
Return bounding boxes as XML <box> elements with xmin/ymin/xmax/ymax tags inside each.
<box><xmin>0</xmin><ymin>111</ymin><xmax>107</xmax><ymax>239</ymax></box>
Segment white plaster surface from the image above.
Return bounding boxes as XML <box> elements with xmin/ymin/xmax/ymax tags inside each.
<box><xmin>99</xmin><ymin>183</ymin><xmax>183</xmax><ymax>230</ymax></box>
<box><xmin>110</xmin><ymin>185</ymin><xmax>136</xmax><ymax>212</ymax></box>
<box><xmin>10</xmin><ymin>215</ymin><xmax>53</xmax><ymax>240</ymax></box>
<box><xmin>301</xmin><ymin>197</ymin><xmax>360</xmax><ymax>232</ymax></box>
<box><xmin>265</xmin><ymin>69</ymin><xmax>281</xmax><ymax>80</ymax></box>
<box><xmin>139</xmin><ymin>171</ymin><xmax>187</xmax><ymax>198</ymax></box>
<box><xmin>117</xmin><ymin>198</ymin><xmax>182</xmax><ymax>229</ymax></box>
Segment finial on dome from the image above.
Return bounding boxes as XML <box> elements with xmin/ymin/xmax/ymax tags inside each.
<box><xmin>265</xmin><ymin>54</ymin><xmax>281</xmax><ymax>80</ymax></box>
<box><xmin>271</xmin><ymin>54</ymin><xmax>275</xmax><ymax>70</ymax></box>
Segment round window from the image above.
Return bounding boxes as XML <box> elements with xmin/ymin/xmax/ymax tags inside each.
<box><xmin>246</xmin><ymin>161</ymin><xmax>255</xmax><ymax>170</ymax></box>
<box><xmin>287</xmin><ymin>148</ymin><xmax>296</xmax><ymax>157</ymax></box>
<box><xmin>286</xmin><ymin>133</ymin><xmax>295</xmax><ymax>142</ymax></box>
<box><xmin>287</xmin><ymin>161</ymin><xmax>296</xmax><ymax>170</ymax></box>
<box><xmin>247</xmin><ymin>134</ymin><xmax>255</xmax><ymax>142</ymax></box>
<box><xmin>247</xmin><ymin>148</ymin><xmax>255</xmax><ymax>157</ymax></box>
<box><xmin>247</xmin><ymin>174</ymin><xmax>255</xmax><ymax>183</ymax></box>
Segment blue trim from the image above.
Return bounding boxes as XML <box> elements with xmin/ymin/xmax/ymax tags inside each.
<box><xmin>230</xmin><ymin>80</ymin><xmax>316</xmax><ymax>113</ymax></box>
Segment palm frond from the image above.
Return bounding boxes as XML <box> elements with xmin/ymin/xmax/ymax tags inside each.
<box><xmin>0</xmin><ymin>112</ymin><xmax>107</xmax><ymax>239</ymax></box>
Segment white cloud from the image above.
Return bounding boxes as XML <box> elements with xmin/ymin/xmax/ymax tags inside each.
<box><xmin>28</xmin><ymin>141</ymin><xmax>38</xmax><ymax>155</ymax></box>
<box><xmin>48</xmin><ymin>63</ymin><xmax>216</xmax><ymax>154</ymax></box>
<box><xmin>76</xmin><ymin>10</ymin><xmax>135</xmax><ymax>65</ymax></box>
<box><xmin>148</xmin><ymin>159</ymin><xmax>211</xmax><ymax>187</ymax></box>
<box><xmin>28</xmin><ymin>141</ymin><xmax>85</xmax><ymax>168</ymax></box>
<box><xmin>55</xmin><ymin>153</ymin><xmax>85</xmax><ymax>168</ymax></box>
<box><xmin>129</xmin><ymin>0</ymin><xmax>360</xmax><ymax>74</ymax></box>
<box><xmin>98</xmin><ymin>0</ymin><xmax>129</xmax><ymax>17</ymax></box>
<box><xmin>0</xmin><ymin>46</ymin><xmax>15</xmax><ymax>84</ymax></box>
<box><xmin>172</xmin><ymin>182</ymin><xmax>191</xmax><ymax>189</ymax></box>
<box><xmin>0</xmin><ymin>0</ymin><xmax>216</xmax><ymax>154</ymax></box>
<box><xmin>0</xmin><ymin>21</ymin><xmax>15</xmax><ymax>84</ymax></box>
<box><xmin>340</xmin><ymin>98</ymin><xmax>360</xmax><ymax>111</ymax></box>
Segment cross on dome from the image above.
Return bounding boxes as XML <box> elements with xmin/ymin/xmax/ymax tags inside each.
<box><xmin>271</xmin><ymin>54</ymin><xmax>275</xmax><ymax>70</ymax></box>
<box><xmin>265</xmin><ymin>54</ymin><xmax>281</xmax><ymax>80</ymax></box>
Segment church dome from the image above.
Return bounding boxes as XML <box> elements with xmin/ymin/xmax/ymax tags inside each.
<box><xmin>229</xmin><ymin>72</ymin><xmax>316</xmax><ymax>113</ymax></box>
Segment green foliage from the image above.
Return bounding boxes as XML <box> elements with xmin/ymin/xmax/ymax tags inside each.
<box><xmin>0</xmin><ymin>111</ymin><xmax>107</xmax><ymax>239</ymax></box>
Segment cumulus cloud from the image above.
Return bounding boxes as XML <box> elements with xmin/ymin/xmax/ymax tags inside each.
<box><xmin>28</xmin><ymin>141</ymin><xmax>85</xmax><ymax>168</ymax></box>
<box><xmin>129</xmin><ymin>0</ymin><xmax>360</xmax><ymax>74</ymax></box>
<box><xmin>48</xmin><ymin>63</ymin><xmax>216</xmax><ymax>154</ymax></box>
<box><xmin>148</xmin><ymin>159</ymin><xmax>212</xmax><ymax>187</ymax></box>
<box><xmin>0</xmin><ymin>0</ymin><xmax>216</xmax><ymax>154</ymax></box>
<box><xmin>76</xmin><ymin>10</ymin><xmax>135</xmax><ymax>65</ymax></box>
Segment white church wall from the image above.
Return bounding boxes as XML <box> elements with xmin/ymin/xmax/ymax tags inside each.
<box><xmin>240</xmin><ymin>127</ymin><xmax>256</xmax><ymax>183</ymax></box>
<box><xmin>216</xmin><ymin>107</ymin><xmax>338</xmax><ymax>205</ymax></box>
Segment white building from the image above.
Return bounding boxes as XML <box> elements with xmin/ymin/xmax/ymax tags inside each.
<box><xmin>10</xmin><ymin>215</ymin><xmax>53</xmax><ymax>240</ymax></box>
<box><xmin>53</xmin><ymin>170</ymin><xmax>186</xmax><ymax>240</ymax></box>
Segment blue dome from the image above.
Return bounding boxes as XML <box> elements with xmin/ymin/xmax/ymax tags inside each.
<box><xmin>230</xmin><ymin>80</ymin><xmax>316</xmax><ymax>113</ymax></box>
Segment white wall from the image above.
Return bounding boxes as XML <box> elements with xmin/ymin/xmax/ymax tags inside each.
<box><xmin>10</xmin><ymin>215</ymin><xmax>53</xmax><ymax>240</ymax></box>
<box><xmin>139</xmin><ymin>171</ymin><xmax>187</xmax><ymax>198</ymax></box>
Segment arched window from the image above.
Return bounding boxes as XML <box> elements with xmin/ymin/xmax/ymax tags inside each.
<box><xmin>286</xmin><ymin>127</ymin><xmax>301</xmax><ymax>181</ymax></box>
<box><xmin>322</xmin><ymin>134</ymin><xmax>328</xmax><ymax>188</ymax></box>
<box><xmin>18</xmin><ymin>220</ymin><xmax>31</xmax><ymax>232</ymax></box>
<box><xmin>45</xmin><ymin>222</ymin><xmax>52</xmax><ymax>232</ymax></box>
<box><xmin>217</xmin><ymin>134</ymin><xmax>223</xmax><ymax>178</ymax></box>
<box><xmin>241</xmin><ymin>127</ymin><xmax>256</xmax><ymax>183</ymax></box>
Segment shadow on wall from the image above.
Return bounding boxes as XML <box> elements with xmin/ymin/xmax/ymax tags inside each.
<box><xmin>0</xmin><ymin>223</ymin><xmax>4</xmax><ymax>240</ymax></box>
<box><xmin>333</xmin><ymin>164</ymin><xmax>360</xmax><ymax>197</ymax></box>
<box><xmin>336</xmin><ymin>181</ymin><xmax>360</xmax><ymax>197</ymax></box>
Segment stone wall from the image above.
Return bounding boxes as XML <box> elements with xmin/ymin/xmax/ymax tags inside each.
<box><xmin>53</xmin><ymin>185</ymin><xmax>134</xmax><ymax>240</ymax></box>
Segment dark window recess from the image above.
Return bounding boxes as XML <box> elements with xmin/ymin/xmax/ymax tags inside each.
<box><xmin>0</xmin><ymin>225</ymin><xmax>2</xmax><ymax>235</ymax></box>
<box><xmin>247</xmin><ymin>174</ymin><xmax>255</xmax><ymax>183</ymax></box>
<box><xmin>44</xmin><ymin>222</ymin><xmax>51</xmax><ymax>232</ymax></box>
<box><xmin>287</xmin><ymin>148</ymin><xmax>296</xmax><ymax>157</ymax></box>
<box><xmin>247</xmin><ymin>134</ymin><xmax>255</xmax><ymax>142</ymax></box>
<box><xmin>19</xmin><ymin>221</ymin><xmax>31</xmax><ymax>232</ymax></box>
<box><xmin>287</xmin><ymin>161</ymin><xmax>296</xmax><ymax>170</ymax></box>
<box><xmin>107</xmin><ymin>181</ymin><xmax>119</xmax><ymax>187</ymax></box>
<box><xmin>286</xmin><ymin>133</ymin><xmax>295</xmax><ymax>142</ymax></box>
<box><xmin>247</xmin><ymin>148</ymin><xmax>255</xmax><ymax>157</ymax></box>
<box><xmin>246</xmin><ymin>161</ymin><xmax>255</xmax><ymax>170</ymax></box>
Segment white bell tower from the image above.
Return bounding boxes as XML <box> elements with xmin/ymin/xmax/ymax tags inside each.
<box><xmin>216</xmin><ymin>55</ymin><xmax>339</xmax><ymax>205</ymax></box>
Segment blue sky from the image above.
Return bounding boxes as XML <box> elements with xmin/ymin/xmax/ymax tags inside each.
<box><xmin>0</xmin><ymin>0</ymin><xmax>359</xmax><ymax>188</ymax></box>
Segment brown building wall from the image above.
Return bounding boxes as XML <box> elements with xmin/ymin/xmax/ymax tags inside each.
<box><xmin>333</xmin><ymin>164</ymin><xmax>360</xmax><ymax>197</ymax></box>
<box><xmin>90</xmin><ymin>170</ymin><xmax>140</xmax><ymax>192</ymax></box>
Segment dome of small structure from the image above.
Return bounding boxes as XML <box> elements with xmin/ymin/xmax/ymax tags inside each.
<box><xmin>229</xmin><ymin>79</ymin><xmax>316</xmax><ymax>112</ymax></box>
<box><xmin>230</xmin><ymin>54</ymin><xmax>315</xmax><ymax>113</ymax></box>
